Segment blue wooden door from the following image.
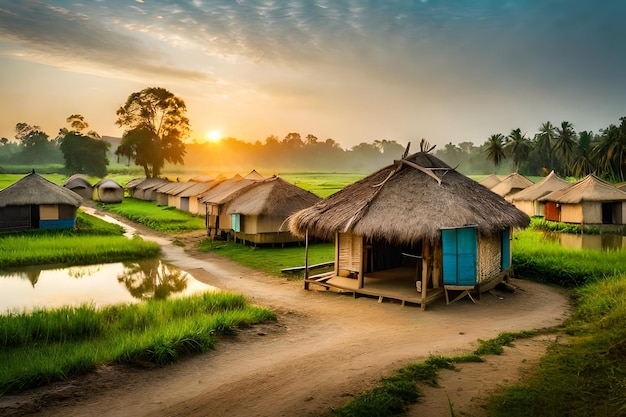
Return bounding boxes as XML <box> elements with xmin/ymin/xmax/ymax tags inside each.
<box><xmin>501</xmin><ymin>227</ymin><xmax>511</xmax><ymax>270</ymax></box>
<box><xmin>442</xmin><ymin>226</ymin><xmax>477</xmax><ymax>286</ymax></box>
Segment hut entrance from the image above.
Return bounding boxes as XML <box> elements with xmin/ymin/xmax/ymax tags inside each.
<box><xmin>602</xmin><ymin>202</ymin><xmax>621</xmax><ymax>224</ymax></box>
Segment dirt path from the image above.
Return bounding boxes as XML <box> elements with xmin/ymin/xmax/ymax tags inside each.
<box><xmin>0</xmin><ymin>222</ymin><xmax>572</xmax><ymax>417</ymax></box>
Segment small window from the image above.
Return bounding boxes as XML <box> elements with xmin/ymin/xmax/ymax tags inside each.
<box><xmin>231</xmin><ymin>214</ymin><xmax>241</xmax><ymax>232</ymax></box>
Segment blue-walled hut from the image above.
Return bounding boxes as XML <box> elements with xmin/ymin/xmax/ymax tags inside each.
<box><xmin>0</xmin><ymin>171</ymin><xmax>82</xmax><ymax>232</ymax></box>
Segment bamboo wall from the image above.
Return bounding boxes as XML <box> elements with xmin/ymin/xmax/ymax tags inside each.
<box><xmin>477</xmin><ymin>233</ymin><xmax>502</xmax><ymax>284</ymax></box>
<box><xmin>337</xmin><ymin>232</ymin><xmax>363</xmax><ymax>275</ymax></box>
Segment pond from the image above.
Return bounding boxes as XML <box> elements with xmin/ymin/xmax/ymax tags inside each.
<box><xmin>543</xmin><ymin>232</ymin><xmax>626</xmax><ymax>251</ymax></box>
<box><xmin>0</xmin><ymin>259</ymin><xmax>217</xmax><ymax>314</ymax></box>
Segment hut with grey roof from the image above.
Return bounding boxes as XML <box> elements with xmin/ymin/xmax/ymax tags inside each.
<box><xmin>0</xmin><ymin>171</ymin><xmax>82</xmax><ymax>232</ymax></box>
<box><xmin>63</xmin><ymin>174</ymin><xmax>93</xmax><ymax>200</ymax></box>
<box><xmin>93</xmin><ymin>179</ymin><xmax>124</xmax><ymax>204</ymax></box>
<box><xmin>289</xmin><ymin>144</ymin><xmax>530</xmax><ymax>310</ymax></box>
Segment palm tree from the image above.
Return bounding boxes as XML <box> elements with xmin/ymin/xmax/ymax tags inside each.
<box><xmin>554</xmin><ymin>121</ymin><xmax>577</xmax><ymax>176</ymax></box>
<box><xmin>535</xmin><ymin>121</ymin><xmax>557</xmax><ymax>170</ymax></box>
<box><xmin>505</xmin><ymin>128</ymin><xmax>531</xmax><ymax>172</ymax></box>
<box><xmin>485</xmin><ymin>133</ymin><xmax>506</xmax><ymax>172</ymax></box>
<box><xmin>592</xmin><ymin>118</ymin><xmax>626</xmax><ymax>181</ymax></box>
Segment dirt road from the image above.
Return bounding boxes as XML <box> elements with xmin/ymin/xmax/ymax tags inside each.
<box><xmin>0</xmin><ymin>227</ymin><xmax>571</xmax><ymax>417</ymax></box>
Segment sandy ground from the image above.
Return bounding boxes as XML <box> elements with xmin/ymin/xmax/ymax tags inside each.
<box><xmin>0</xmin><ymin>223</ymin><xmax>572</xmax><ymax>417</ymax></box>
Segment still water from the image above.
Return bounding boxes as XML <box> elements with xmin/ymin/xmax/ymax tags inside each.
<box><xmin>542</xmin><ymin>232</ymin><xmax>626</xmax><ymax>251</ymax></box>
<box><xmin>0</xmin><ymin>259</ymin><xmax>217</xmax><ymax>314</ymax></box>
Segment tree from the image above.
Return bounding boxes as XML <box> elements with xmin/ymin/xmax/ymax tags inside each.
<box><xmin>485</xmin><ymin>133</ymin><xmax>506</xmax><ymax>172</ymax></box>
<box><xmin>58</xmin><ymin>115</ymin><xmax>109</xmax><ymax>177</ymax></box>
<box><xmin>535</xmin><ymin>121</ymin><xmax>557</xmax><ymax>170</ymax></box>
<box><xmin>592</xmin><ymin>117</ymin><xmax>626</xmax><ymax>182</ymax></box>
<box><xmin>13</xmin><ymin>122</ymin><xmax>57</xmax><ymax>164</ymax></box>
<box><xmin>554</xmin><ymin>121</ymin><xmax>577</xmax><ymax>176</ymax></box>
<box><xmin>505</xmin><ymin>128</ymin><xmax>531</xmax><ymax>172</ymax></box>
<box><xmin>115</xmin><ymin>87</ymin><xmax>189</xmax><ymax>178</ymax></box>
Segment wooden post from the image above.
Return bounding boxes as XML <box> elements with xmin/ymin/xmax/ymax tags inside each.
<box><xmin>420</xmin><ymin>239</ymin><xmax>430</xmax><ymax>311</ymax></box>
<box><xmin>304</xmin><ymin>229</ymin><xmax>310</xmax><ymax>290</ymax></box>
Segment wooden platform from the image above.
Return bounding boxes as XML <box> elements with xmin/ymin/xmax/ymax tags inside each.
<box><xmin>306</xmin><ymin>266</ymin><xmax>445</xmax><ymax>309</ymax></box>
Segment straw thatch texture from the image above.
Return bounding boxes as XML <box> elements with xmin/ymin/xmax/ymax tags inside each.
<box><xmin>244</xmin><ymin>169</ymin><xmax>265</xmax><ymax>180</ymax></box>
<box><xmin>539</xmin><ymin>174</ymin><xmax>626</xmax><ymax>203</ymax></box>
<box><xmin>0</xmin><ymin>171</ymin><xmax>82</xmax><ymax>208</ymax></box>
<box><xmin>289</xmin><ymin>152</ymin><xmax>529</xmax><ymax>245</ymax></box>
<box><xmin>224</xmin><ymin>176</ymin><xmax>320</xmax><ymax>217</ymax></box>
<box><xmin>199</xmin><ymin>176</ymin><xmax>259</xmax><ymax>205</ymax></box>
<box><xmin>510</xmin><ymin>171</ymin><xmax>570</xmax><ymax>202</ymax></box>
<box><xmin>479</xmin><ymin>174</ymin><xmax>502</xmax><ymax>189</ymax></box>
<box><xmin>490</xmin><ymin>172</ymin><xmax>534</xmax><ymax>198</ymax></box>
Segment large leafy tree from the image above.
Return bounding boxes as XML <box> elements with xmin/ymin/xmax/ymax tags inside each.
<box><xmin>13</xmin><ymin>122</ymin><xmax>57</xmax><ymax>164</ymax></box>
<box><xmin>115</xmin><ymin>87</ymin><xmax>189</xmax><ymax>178</ymax></box>
<box><xmin>58</xmin><ymin>115</ymin><xmax>109</xmax><ymax>177</ymax></box>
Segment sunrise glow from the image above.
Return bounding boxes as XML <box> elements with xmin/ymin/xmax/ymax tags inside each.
<box><xmin>206</xmin><ymin>130</ymin><xmax>222</xmax><ymax>142</ymax></box>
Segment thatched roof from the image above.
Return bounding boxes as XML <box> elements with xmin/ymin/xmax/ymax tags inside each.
<box><xmin>64</xmin><ymin>174</ymin><xmax>91</xmax><ymax>189</ymax></box>
<box><xmin>156</xmin><ymin>181</ymin><xmax>197</xmax><ymax>195</ymax></box>
<box><xmin>178</xmin><ymin>179</ymin><xmax>223</xmax><ymax>198</ymax></box>
<box><xmin>479</xmin><ymin>174</ymin><xmax>502</xmax><ymax>189</ymax></box>
<box><xmin>125</xmin><ymin>177</ymin><xmax>146</xmax><ymax>189</ymax></box>
<box><xmin>490</xmin><ymin>172</ymin><xmax>534</xmax><ymax>197</ymax></box>
<box><xmin>225</xmin><ymin>176</ymin><xmax>320</xmax><ymax>217</ymax></box>
<box><xmin>289</xmin><ymin>152</ymin><xmax>530</xmax><ymax>244</ymax></box>
<box><xmin>94</xmin><ymin>179</ymin><xmax>122</xmax><ymax>190</ymax></box>
<box><xmin>199</xmin><ymin>175</ymin><xmax>260</xmax><ymax>205</ymax></box>
<box><xmin>539</xmin><ymin>174</ymin><xmax>626</xmax><ymax>203</ymax></box>
<box><xmin>510</xmin><ymin>171</ymin><xmax>570</xmax><ymax>202</ymax></box>
<box><xmin>0</xmin><ymin>171</ymin><xmax>82</xmax><ymax>208</ymax></box>
<box><xmin>133</xmin><ymin>178</ymin><xmax>169</xmax><ymax>191</ymax></box>
<box><xmin>244</xmin><ymin>169</ymin><xmax>264</xmax><ymax>180</ymax></box>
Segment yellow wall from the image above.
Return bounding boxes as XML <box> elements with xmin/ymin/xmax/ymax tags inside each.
<box><xmin>39</xmin><ymin>204</ymin><xmax>58</xmax><ymax>220</ymax></box>
<box><xmin>560</xmin><ymin>203</ymin><xmax>584</xmax><ymax>223</ymax></box>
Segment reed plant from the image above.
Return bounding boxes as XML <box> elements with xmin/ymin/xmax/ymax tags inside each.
<box><xmin>0</xmin><ymin>292</ymin><xmax>275</xmax><ymax>393</ymax></box>
<box><xmin>101</xmin><ymin>199</ymin><xmax>205</xmax><ymax>233</ymax></box>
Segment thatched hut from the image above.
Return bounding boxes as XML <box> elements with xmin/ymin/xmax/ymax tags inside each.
<box><xmin>478</xmin><ymin>174</ymin><xmax>502</xmax><ymax>189</ymax></box>
<box><xmin>63</xmin><ymin>174</ymin><xmax>93</xmax><ymax>199</ymax></box>
<box><xmin>154</xmin><ymin>181</ymin><xmax>197</xmax><ymax>206</ymax></box>
<box><xmin>0</xmin><ymin>171</ymin><xmax>82</xmax><ymax>232</ymax></box>
<box><xmin>539</xmin><ymin>174</ymin><xmax>626</xmax><ymax>226</ymax></box>
<box><xmin>126</xmin><ymin>178</ymin><xmax>169</xmax><ymax>200</ymax></box>
<box><xmin>289</xmin><ymin>149</ymin><xmax>529</xmax><ymax>310</ymax></box>
<box><xmin>509</xmin><ymin>171</ymin><xmax>570</xmax><ymax>217</ymax></box>
<box><xmin>224</xmin><ymin>176</ymin><xmax>320</xmax><ymax>245</ymax></box>
<box><xmin>178</xmin><ymin>175</ymin><xmax>226</xmax><ymax>215</ymax></box>
<box><xmin>93</xmin><ymin>179</ymin><xmax>124</xmax><ymax>203</ymax></box>
<box><xmin>490</xmin><ymin>172</ymin><xmax>534</xmax><ymax>200</ymax></box>
<box><xmin>199</xmin><ymin>175</ymin><xmax>261</xmax><ymax>238</ymax></box>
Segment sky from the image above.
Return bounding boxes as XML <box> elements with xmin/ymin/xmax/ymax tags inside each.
<box><xmin>1</xmin><ymin>1</ymin><xmax>625</xmax><ymax>150</ymax></box>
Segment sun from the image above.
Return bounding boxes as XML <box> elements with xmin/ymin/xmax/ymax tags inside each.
<box><xmin>205</xmin><ymin>130</ymin><xmax>222</xmax><ymax>142</ymax></box>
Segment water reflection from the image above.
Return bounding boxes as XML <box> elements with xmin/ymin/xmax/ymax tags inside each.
<box><xmin>118</xmin><ymin>259</ymin><xmax>189</xmax><ymax>300</ymax></box>
<box><xmin>0</xmin><ymin>260</ymin><xmax>216</xmax><ymax>313</ymax></box>
<box><xmin>542</xmin><ymin>232</ymin><xmax>626</xmax><ymax>251</ymax></box>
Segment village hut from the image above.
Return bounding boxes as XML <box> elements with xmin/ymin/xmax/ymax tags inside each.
<box><xmin>244</xmin><ymin>169</ymin><xmax>265</xmax><ymax>180</ymax></box>
<box><xmin>92</xmin><ymin>179</ymin><xmax>124</xmax><ymax>203</ymax></box>
<box><xmin>0</xmin><ymin>171</ymin><xmax>82</xmax><ymax>232</ymax></box>
<box><xmin>127</xmin><ymin>178</ymin><xmax>169</xmax><ymax>201</ymax></box>
<box><xmin>289</xmin><ymin>147</ymin><xmax>530</xmax><ymax>310</ymax></box>
<box><xmin>63</xmin><ymin>174</ymin><xmax>93</xmax><ymax>199</ymax></box>
<box><xmin>199</xmin><ymin>174</ymin><xmax>262</xmax><ymax>238</ymax></box>
<box><xmin>154</xmin><ymin>181</ymin><xmax>197</xmax><ymax>206</ymax></box>
<box><xmin>490</xmin><ymin>172</ymin><xmax>534</xmax><ymax>200</ymax></box>
<box><xmin>509</xmin><ymin>171</ymin><xmax>571</xmax><ymax>217</ymax></box>
<box><xmin>478</xmin><ymin>174</ymin><xmax>502</xmax><ymax>189</ymax></box>
<box><xmin>538</xmin><ymin>174</ymin><xmax>626</xmax><ymax>226</ymax></box>
<box><xmin>223</xmin><ymin>176</ymin><xmax>320</xmax><ymax>245</ymax></box>
<box><xmin>177</xmin><ymin>175</ymin><xmax>226</xmax><ymax>215</ymax></box>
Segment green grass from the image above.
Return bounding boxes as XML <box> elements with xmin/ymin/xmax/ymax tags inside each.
<box><xmin>197</xmin><ymin>240</ymin><xmax>335</xmax><ymax>276</ymax></box>
<box><xmin>101</xmin><ymin>199</ymin><xmax>205</xmax><ymax>233</ymax></box>
<box><xmin>278</xmin><ymin>172</ymin><xmax>364</xmax><ymax>198</ymax></box>
<box><xmin>486</xmin><ymin>275</ymin><xmax>626</xmax><ymax>416</ymax></box>
<box><xmin>0</xmin><ymin>210</ymin><xmax>159</xmax><ymax>268</ymax></box>
<box><xmin>0</xmin><ymin>291</ymin><xmax>276</xmax><ymax>393</ymax></box>
<box><xmin>512</xmin><ymin>229</ymin><xmax>626</xmax><ymax>287</ymax></box>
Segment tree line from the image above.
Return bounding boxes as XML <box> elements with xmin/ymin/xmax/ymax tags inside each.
<box><xmin>2</xmin><ymin>85</ymin><xmax>625</xmax><ymax>181</ymax></box>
